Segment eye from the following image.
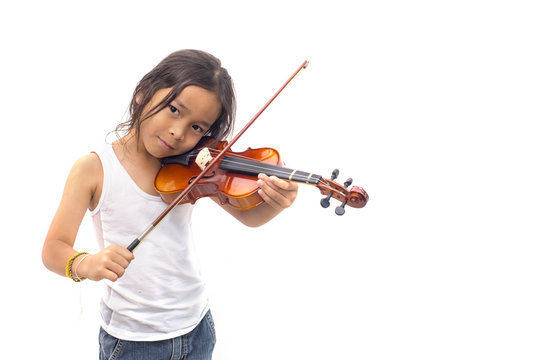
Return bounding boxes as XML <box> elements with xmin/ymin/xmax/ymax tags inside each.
<box><xmin>168</xmin><ymin>105</ymin><xmax>179</xmax><ymax>115</ymax></box>
<box><xmin>192</xmin><ymin>125</ymin><xmax>204</xmax><ymax>133</ymax></box>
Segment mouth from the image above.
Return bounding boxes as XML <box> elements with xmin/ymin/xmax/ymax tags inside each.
<box><xmin>158</xmin><ymin>137</ymin><xmax>175</xmax><ymax>151</ymax></box>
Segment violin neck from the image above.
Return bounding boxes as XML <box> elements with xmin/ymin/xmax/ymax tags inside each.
<box><xmin>220</xmin><ymin>155</ymin><xmax>322</xmax><ymax>184</ymax></box>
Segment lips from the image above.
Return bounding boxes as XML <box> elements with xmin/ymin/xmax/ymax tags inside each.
<box><xmin>158</xmin><ymin>137</ymin><xmax>175</xmax><ymax>151</ymax></box>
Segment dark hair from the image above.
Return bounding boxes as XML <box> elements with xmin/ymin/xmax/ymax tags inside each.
<box><xmin>116</xmin><ymin>49</ymin><xmax>236</xmax><ymax>141</ymax></box>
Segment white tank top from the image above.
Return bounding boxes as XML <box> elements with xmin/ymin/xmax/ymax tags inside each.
<box><xmin>90</xmin><ymin>144</ymin><xmax>209</xmax><ymax>341</ymax></box>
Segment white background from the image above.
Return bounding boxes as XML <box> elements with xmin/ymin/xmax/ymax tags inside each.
<box><xmin>1</xmin><ymin>1</ymin><xmax>539</xmax><ymax>359</ymax></box>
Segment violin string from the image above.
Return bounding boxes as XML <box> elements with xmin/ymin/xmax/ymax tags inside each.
<box><xmin>219</xmin><ymin>158</ymin><xmax>285</xmax><ymax>174</ymax></box>
<box><xmin>219</xmin><ymin>154</ymin><xmax>332</xmax><ymax>187</ymax></box>
<box><xmin>183</xmin><ymin>147</ymin><xmax>284</xmax><ymax>169</ymax></box>
<box><xmin>185</xmin><ymin>147</ymin><xmax>260</xmax><ymax>163</ymax></box>
<box><xmin>178</xmin><ymin>147</ymin><xmax>332</xmax><ymax>186</ymax></box>
<box><xmin>221</xmin><ymin>158</ymin><xmax>314</xmax><ymax>181</ymax></box>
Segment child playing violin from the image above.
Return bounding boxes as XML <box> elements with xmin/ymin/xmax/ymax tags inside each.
<box><xmin>41</xmin><ymin>49</ymin><xmax>298</xmax><ymax>360</ymax></box>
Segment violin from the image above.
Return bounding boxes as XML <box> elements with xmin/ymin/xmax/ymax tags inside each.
<box><xmin>127</xmin><ymin>60</ymin><xmax>368</xmax><ymax>252</ymax></box>
<box><xmin>155</xmin><ymin>136</ymin><xmax>368</xmax><ymax>214</ymax></box>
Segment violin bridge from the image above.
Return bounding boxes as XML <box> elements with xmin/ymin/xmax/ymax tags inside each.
<box><xmin>195</xmin><ymin>147</ymin><xmax>213</xmax><ymax>170</ymax></box>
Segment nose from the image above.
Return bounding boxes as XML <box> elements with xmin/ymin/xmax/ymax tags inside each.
<box><xmin>169</xmin><ymin>124</ymin><xmax>185</xmax><ymax>141</ymax></box>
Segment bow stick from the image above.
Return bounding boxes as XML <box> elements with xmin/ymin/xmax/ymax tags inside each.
<box><xmin>127</xmin><ymin>60</ymin><xmax>309</xmax><ymax>252</ymax></box>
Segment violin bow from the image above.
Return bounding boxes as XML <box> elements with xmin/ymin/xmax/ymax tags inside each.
<box><xmin>127</xmin><ymin>61</ymin><xmax>309</xmax><ymax>252</ymax></box>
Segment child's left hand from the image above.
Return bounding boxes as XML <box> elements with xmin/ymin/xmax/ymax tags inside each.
<box><xmin>257</xmin><ymin>173</ymin><xmax>298</xmax><ymax>211</ymax></box>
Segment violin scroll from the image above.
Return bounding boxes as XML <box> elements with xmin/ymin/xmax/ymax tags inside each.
<box><xmin>317</xmin><ymin>169</ymin><xmax>369</xmax><ymax>216</ymax></box>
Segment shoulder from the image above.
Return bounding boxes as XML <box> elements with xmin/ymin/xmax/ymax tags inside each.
<box><xmin>70</xmin><ymin>153</ymin><xmax>102</xmax><ymax>180</ymax></box>
<box><xmin>66</xmin><ymin>153</ymin><xmax>103</xmax><ymax>210</ymax></box>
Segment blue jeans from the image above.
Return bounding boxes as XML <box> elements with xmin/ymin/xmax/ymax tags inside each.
<box><xmin>99</xmin><ymin>310</ymin><xmax>216</xmax><ymax>360</ymax></box>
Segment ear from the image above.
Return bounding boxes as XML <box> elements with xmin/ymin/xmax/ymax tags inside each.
<box><xmin>135</xmin><ymin>92</ymin><xmax>142</xmax><ymax>104</ymax></box>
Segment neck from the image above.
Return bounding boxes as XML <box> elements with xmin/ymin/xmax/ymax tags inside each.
<box><xmin>114</xmin><ymin>131</ymin><xmax>161</xmax><ymax>169</ymax></box>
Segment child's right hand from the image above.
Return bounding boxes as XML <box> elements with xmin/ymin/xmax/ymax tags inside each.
<box><xmin>76</xmin><ymin>244</ymin><xmax>135</xmax><ymax>281</ymax></box>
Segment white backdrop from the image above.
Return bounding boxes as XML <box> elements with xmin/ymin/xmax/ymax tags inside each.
<box><xmin>1</xmin><ymin>1</ymin><xmax>539</xmax><ymax>359</ymax></box>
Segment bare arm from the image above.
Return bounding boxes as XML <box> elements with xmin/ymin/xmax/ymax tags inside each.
<box><xmin>42</xmin><ymin>153</ymin><xmax>133</xmax><ymax>281</ymax></box>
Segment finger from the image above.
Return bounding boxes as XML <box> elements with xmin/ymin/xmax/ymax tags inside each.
<box><xmin>106</xmin><ymin>261</ymin><xmax>127</xmax><ymax>279</ymax></box>
<box><xmin>257</xmin><ymin>179</ymin><xmax>294</xmax><ymax>209</ymax></box>
<box><xmin>258</xmin><ymin>174</ymin><xmax>294</xmax><ymax>191</ymax></box>
<box><xmin>265</xmin><ymin>176</ymin><xmax>298</xmax><ymax>201</ymax></box>
<box><xmin>257</xmin><ymin>187</ymin><xmax>282</xmax><ymax>209</ymax></box>
<box><xmin>110</xmin><ymin>244</ymin><xmax>135</xmax><ymax>261</ymax></box>
<box><xmin>101</xmin><ymin>268</ymin><xmax>121</xmax><ymax>282</ymax></box>
<box><xmin>102</xmin><ymin>250</ymin><xmax>131</xmax><ymax>270</ymax></box>
<box><xmin>274</xmin><ymin>177</ymin><xmax>298</xmax><ymax>192</ymax></box>
<box><xmin>257</xmin><ymin>176</ymin><xmax>285</xmax><ymax>200</ymax></box>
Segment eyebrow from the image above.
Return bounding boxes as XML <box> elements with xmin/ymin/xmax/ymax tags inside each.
<box><xmin>171</xmin><ymin>100</ymin><xmax>190</xmax><ymax>114</ymax></box>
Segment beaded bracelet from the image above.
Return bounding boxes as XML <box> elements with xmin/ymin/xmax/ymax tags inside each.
<box><xmin>65</xmin><ymin>252</ymin><xmax>88</xmax><ymax>282</ymax></box>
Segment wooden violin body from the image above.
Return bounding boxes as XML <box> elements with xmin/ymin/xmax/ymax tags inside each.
<box><xmin>155</xmin><ymin>138</ymin><xmax>280</xmax><ymax>209</ymax></box>
<box><xmin>154</xmin><ymin>137</ymin><xmax>368</xmax><ymax>213</ymax></box>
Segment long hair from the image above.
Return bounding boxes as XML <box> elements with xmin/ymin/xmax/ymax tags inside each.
<box><xmin>116</xmin><ymin>49</ymin><xmax>236</xmax><ymax>142</ymax></box>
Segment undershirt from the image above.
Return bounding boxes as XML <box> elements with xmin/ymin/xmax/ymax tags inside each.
<box><xmin>90</xmin><ymin>144</ymin><xmax>209</xmax><ymax>341</ymax></box>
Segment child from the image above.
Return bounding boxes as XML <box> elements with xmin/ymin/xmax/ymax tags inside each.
<box><xmin>42</xmin><ymin>49</ymin><xmax>298</xmax><ymax>360</ymax></box>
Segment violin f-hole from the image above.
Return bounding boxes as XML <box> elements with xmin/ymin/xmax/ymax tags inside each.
<box><xmin>188</xmin><ymin>171</ymin><xmax>216</xmax><ymax>184</ymax></box>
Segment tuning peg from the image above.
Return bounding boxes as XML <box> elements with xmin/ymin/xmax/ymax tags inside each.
<box><xmin>320</xmin><ymin>169</ymin><xmax>340</xmax><ymax>208</ymax></box>
<box><xmin>335</xmin><ymin>178</ymin><xmax>353</xmax><ymax>216</ymax></box>
<box><xmin>320</xmin><ymin>196</ymin><xmax>331</xmax><ymax>208</ymax></box>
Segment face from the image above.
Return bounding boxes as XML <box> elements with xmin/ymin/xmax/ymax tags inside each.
<box><xmin>137</xmin><ymin>86</ymin><xmax>222</xmax><ymax>158</ymax></box>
